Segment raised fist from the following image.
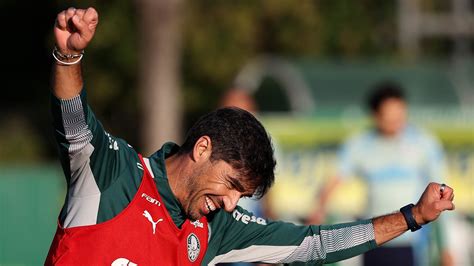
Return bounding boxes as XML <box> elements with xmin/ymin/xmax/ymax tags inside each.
<box><xmin>413</xmin><ymin>182</ymin><xmax>455</xmax><ymax>225</ymax></box>
<box><xmin>54</xmin><ymin>7</ymin><xmax>98</xmax><ymax>54</ymax></box>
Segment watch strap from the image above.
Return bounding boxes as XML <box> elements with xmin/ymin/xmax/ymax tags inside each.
<box><xmin>400</xmin><ymin>203</ymin><xmax>422</xmax><ymax>232</ymax></box>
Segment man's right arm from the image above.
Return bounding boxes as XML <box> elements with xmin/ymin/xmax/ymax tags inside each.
<box><xmin>51</xmin><ymin>8</ymin><xmax>143</xmax><ymax>228</ymax></box>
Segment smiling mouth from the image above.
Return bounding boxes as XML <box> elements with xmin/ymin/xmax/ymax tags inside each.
<box><xmin>205</xmin><ymin>196</ymin><xmax>217</xmax><ymax>212</ymax></box>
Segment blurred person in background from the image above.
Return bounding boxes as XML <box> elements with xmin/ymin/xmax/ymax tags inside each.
<box><xmin>308</xmin><ymin>82</ymin><xmax>454</xmax><ymax>266</ymax></box>
<box><xmin>219</xmin><ymin>89</ymin><xmax>257</xmax><ymax>117</ymax></box>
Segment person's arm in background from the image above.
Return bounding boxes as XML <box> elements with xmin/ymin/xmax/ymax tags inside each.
<box><xmin>305</xmin><ymin>176</ymin><xmax>342</xmax><ymax>224</ymax></box>
<box><xmin>306</xmin><ymin>138</ymin><xmax>355</xmax><ymax>225</ymax></box>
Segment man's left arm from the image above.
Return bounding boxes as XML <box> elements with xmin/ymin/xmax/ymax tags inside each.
<box><xmin>205</xmin><ymin>183</ymin><xmax>454</xmax><ymax>265</ymax></box>
<box><xmin>205</xmin><ymin>206</ymin><xmax>377</xmax><ymax>265</ymax></box>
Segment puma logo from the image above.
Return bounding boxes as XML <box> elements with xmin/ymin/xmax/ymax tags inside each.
<box><xmin>143</xmin><ymin>210</ymin><xmax>163</xmax><ymax>234</ymax></box>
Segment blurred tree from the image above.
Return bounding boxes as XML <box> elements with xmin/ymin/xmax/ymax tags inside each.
<box><xmin>136</xmin><ymin>0</ymin><xmax>184</xmax><ymax>154</ymax></box>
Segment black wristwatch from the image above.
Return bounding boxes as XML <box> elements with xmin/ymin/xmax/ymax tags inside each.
<box><xmin>400</xmin><ymin>204</ymin><xmax>422</xmax><ymax>232</ymax></box>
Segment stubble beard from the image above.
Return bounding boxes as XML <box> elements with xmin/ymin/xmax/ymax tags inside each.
<box><xmin>183</xmin><ymin>172</ymin><xmax>204</xmax><ymax>221</ymax></box>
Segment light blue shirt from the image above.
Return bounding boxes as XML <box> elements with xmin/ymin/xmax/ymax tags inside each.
<box><xmin>338</xmin><ymin>125</ymin><xmax>446</xmax><ymax>248</ymax></box>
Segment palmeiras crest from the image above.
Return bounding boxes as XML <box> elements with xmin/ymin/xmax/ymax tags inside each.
<box><xmin>187</xmin><ymin>233</ymin><xmax>200</xmax><ymax>262</ymax></box>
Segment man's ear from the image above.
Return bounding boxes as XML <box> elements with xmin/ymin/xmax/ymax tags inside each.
<box><xmin>192</xmin><ymin>136</ymin><xmax>212</xmax><ymax>162</ymax></box>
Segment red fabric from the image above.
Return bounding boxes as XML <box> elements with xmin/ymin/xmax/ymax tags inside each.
<box><xmin>45</xmin><ymin>155</ymin><xmax>208</xmax><ymax>265</ymax></box>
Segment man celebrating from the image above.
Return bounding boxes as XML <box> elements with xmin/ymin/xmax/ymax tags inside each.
<box><xmin>46</xmin><ymin>7</ymin><xmax>455</xmax><ymax>265</ymax></box>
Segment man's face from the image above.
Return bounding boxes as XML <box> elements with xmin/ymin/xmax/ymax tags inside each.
<box><xmin>181</xmin><ymin>160</ymin><xmax>254</xmax><ymax>221</ymax></box>
<box><xmin>374</xmin><ymin>98</ymin><xmax>407</xmax><ymax>137</ymax></box>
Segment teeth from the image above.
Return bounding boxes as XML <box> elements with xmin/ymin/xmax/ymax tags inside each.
<box><xmin>205</xmin><ymin>196</ymin><xmax>216</xmax><ymax>211</ymax></box>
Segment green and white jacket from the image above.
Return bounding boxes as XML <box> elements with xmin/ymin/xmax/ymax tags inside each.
<box><xmin>51</xmin><ymin>90</ymin><xmax>377</xmax><ymax>265</ymax></box>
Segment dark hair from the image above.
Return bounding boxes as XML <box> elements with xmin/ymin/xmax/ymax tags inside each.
<box><xmin>179</xmin><ymin>107</ymin><xmax>276</xmax><ymax>198</ymax></box>
<box><xmin>367</xmin><ymin>81</ymin><xmax>406</xmax><ymax>113</ymax></box>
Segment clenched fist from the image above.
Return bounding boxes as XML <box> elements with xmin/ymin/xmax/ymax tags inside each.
<box><xmin>413</xmin><ymin>182</ymin><xmax>455</xmax><ymax>225</ymax></box>
<box><xmin>54</xmin><ymin>7</ymin><xmax>98</xmax><ymax>54</ymax></box>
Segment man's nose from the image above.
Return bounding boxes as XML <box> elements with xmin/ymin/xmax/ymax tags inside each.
<box><xmin>223</xmin><ymin>191</ymin><xmax>241</xmax><ymax>212</ymax></box>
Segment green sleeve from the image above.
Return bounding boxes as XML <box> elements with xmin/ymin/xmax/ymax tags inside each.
<box><xmin>51</xmin><ymin>90</ymin><xmax>142</xmax><ymax>227</ymax></box>
<box><xmin>203</xmin><ymin>206</ymin><xmax>377</xmax><ymax>265</ymax></box>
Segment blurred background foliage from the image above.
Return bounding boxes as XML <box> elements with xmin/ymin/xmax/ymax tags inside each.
<box><xmin>0</xmin><ymin>0</ymin><xmax>420</xmax><ymax>162</ymax></box>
